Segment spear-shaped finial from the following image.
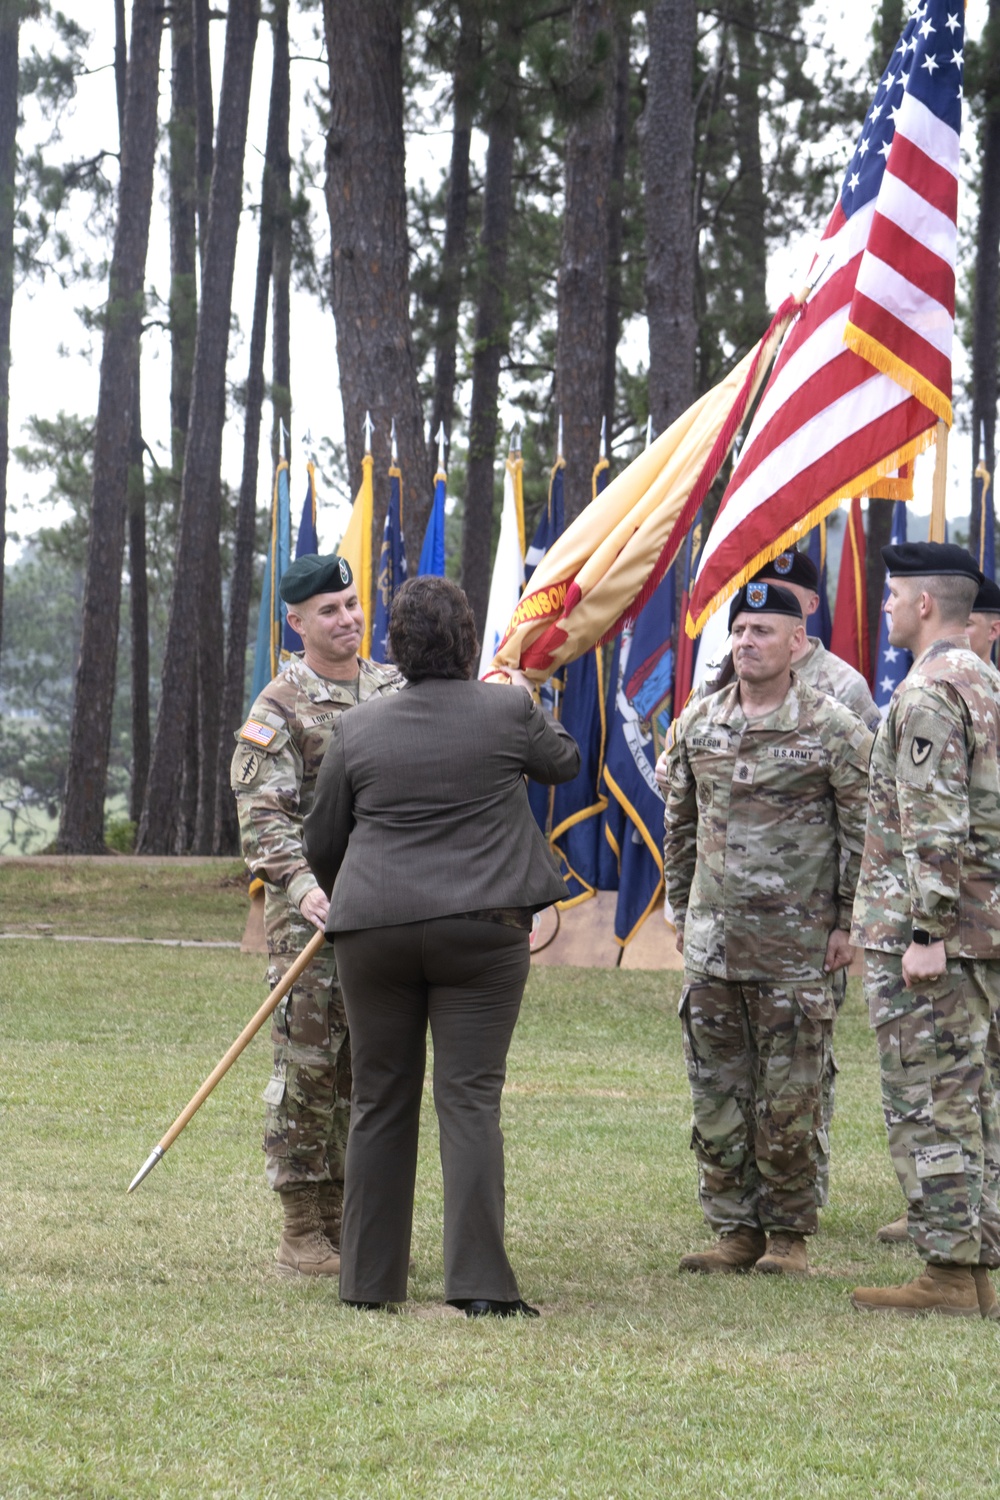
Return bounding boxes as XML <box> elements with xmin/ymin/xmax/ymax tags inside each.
<box><xmin>599</xmin><ymin>414</ymin><xmax>607</xmax><ymax>460</ymax></box>
<box><xmin>390</xmin><ymin>417</ymin><xmax>398</xmax><ymax>465</ymax></box>
<box><xmin>363</xmin><ymin>410</ymin><xmax>374</xmax><ymax>454</ymax></box>
<box><xmin>281</xmin><ymin>419</ymin><xmax>290</xmax><ymax>462</ymax></box>
<box><xmin>645</xmin><ymin>415</ymin><xmax>653</xmax><ymax>450</ymax></box>
<box><xmin>436</xmin><ymin>421</ymin><xmax>447</xmax><ymax>470</ymax></box>
<box><xmin>509</xmin><ymin>422</ymin><xmax>521</xmax><ymax>456</ymax></box>
<box><xmin>557</xmin><ymin>413</ymin><xmax>564</xmax><ymax>461</ymax></box>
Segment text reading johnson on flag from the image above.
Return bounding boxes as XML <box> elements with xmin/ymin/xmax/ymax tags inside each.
<box><xmin>688</xmin><ymin>0</ymin><xmax>963</xmax><ymax>634</ymax></box>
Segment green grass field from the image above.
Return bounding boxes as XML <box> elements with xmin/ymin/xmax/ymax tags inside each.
<box><xmin>2</xmin><ymin>861</ymin><xmax>999</xmax><ymax>1498</ymax></box>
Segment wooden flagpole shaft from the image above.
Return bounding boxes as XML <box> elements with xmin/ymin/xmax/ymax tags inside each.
<box><xmin>126</xmin><ymin>926</ymin><xmax>328</xmax><ymax>1193</ymax></box>
<box><xmin>929</xmin><ymin>419</ymin><xmax>949</xmax><ymax>543</ymax></box>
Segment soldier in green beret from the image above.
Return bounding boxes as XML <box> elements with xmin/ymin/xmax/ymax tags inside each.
<box><xmin>851</xmin><ymin>542</ymin><xmax>1000</xmax><ymax>1318</ymax></box>
<box><xmin>231</xmin><ymin>553</ymin><xmax>400</xmax><ymax>1276</ymax></box>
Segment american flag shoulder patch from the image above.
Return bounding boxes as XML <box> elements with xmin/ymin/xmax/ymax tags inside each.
<box><xmin>239</xmin><ymin>718</ymin><xmax>278</xmax><ymax>748</ymax></box>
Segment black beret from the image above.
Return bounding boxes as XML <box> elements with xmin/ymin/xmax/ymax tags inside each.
<box><xmin>972</xmin><ymin>576</ymin><xmax>1000</xmax><ymax>614</ymax></box>
<box><xmin>728</xmin><ymin>580</ymin><xmax>804</xmax><ymax>630</ymax></box>
<box><xmin>754</xmin><ymin>548</ymin><xmax>819</xmax><ymax>591</ymax></box>
<box><xmin>881</xmin><ymin>541</ymin><xmax>983</xmax><ymax>585</ymax></box>
<box><xmin>279</xmin><ymin>552</ymin><xmax>354</xmax><ymax>604</ymax></box>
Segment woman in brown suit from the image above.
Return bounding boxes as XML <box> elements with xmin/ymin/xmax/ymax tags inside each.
<box><xmin>303</xmin><ymin>576</ymin><xmax>579</xmax><ymax>1316</ymax></box>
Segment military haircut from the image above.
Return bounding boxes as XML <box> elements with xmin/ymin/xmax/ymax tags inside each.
<box><xmin>905</xmin><ymin>572</ymin><xmax>979</xmax><ymax>625</ymax></box>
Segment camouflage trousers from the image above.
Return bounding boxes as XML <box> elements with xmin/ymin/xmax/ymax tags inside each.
<box><xmin>679</xmin><ymin>971</ymin><xmax>835</xmax><ymax>1237</ymax></box>
<box><xmin>263</xmin><ymin>897</ymin><xmax>350</xmax><ymax>1194</ymax></box>
<box><xmin>866</xmin><ymin>951</ymin><xmax>1000</xmax><ymax>1268</ymax></box>
<box><xmin>816</xmin><ymin>967</ymin><xmax>847</xmax><ymax>1209</ymax></box>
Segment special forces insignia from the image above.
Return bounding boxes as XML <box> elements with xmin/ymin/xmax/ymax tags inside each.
<box><xmin>237</xmin><ymin>750</ymin><xmax>261</xmax><ymax>784</ymax></box>
<box><xmin>747</xmin><ymin>581</ymin><xmax>768</xmax><ymax>608</ymax></box>
<box><xmin>773</xmin><ymin>552</ymin><xmax>793</xmax><ymax>574</ymax></box>
<box><xmin>911</xmin><ymin>736</ymin><xmax>933</xmax><ymax>766</ymax></box>
<box><xmin>338</xmin><ymin>557</ymin><xmax>350</xmax><ymax>584</ymax></box>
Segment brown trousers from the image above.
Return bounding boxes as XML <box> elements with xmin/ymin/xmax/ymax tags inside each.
<box><xmin>334</xmin><ymin>917</ymin><xmax>531</xmax><ymax>1304</ymax></box>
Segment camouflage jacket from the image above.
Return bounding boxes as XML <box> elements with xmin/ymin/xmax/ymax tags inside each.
<box><xmin>663</xmin><ymin>674</ymin><xmax>873</xmax><ymax>981</ymax></box>
<box><xmin>795</xmin><ymin>637</ymin><xmax>880</xmax><ymax>730</ymax></box>
<box><xmin>232</xmin><ymin>654</ymin><xmax>401</xmax><ymax>916</ymax></box>
<box><xmin>851</xmin><ymin>636</ymin><xmax>1000</xmax><ymax>957</ymax></box>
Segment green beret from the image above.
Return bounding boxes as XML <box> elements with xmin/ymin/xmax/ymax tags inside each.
<box><xmin>728</xmin><ymin>580</ymin><xmax>803</xmax><ymax>630</ymax></box>
<box><xmin>881</xmin><ymin>541</ymin><xmax>983</xmax><ymax>585</ymax></box>
<box><xmin>279</xmin><ymin>553</ymin><xmax>354</xmax><ymax>604</ymax></box>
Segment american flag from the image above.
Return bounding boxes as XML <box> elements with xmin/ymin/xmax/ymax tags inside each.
<box><xmin>688</xmin><ymin>0</ymin><xmax>963</xmax><ymax>635</ymax></box>
<box><xmin>873</xmin><ymin>499</ymin><xmax>913</xmax><ymax>715</ymax></box>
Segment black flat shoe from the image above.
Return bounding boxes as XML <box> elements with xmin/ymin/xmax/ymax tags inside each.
<box><xmin>464</xmin><ymin>1298</ymin><xmax>540</xmax><ymax>1319</ymax></box>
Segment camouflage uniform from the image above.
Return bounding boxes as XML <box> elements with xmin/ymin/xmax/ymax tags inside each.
<box><xmin>232</xmin><ymin>653</ymin><xmax>400</xmax><ymax>1193</ymax></box>
<box><xmin>663</xmin><ymin>674</ymin><xmax>872</xmax><ymax>1237</ymax></box>
<box><xmin>851</xmin><ymin>637</ymin><xmax>1000</xmax><ymax>1267</ymax></box>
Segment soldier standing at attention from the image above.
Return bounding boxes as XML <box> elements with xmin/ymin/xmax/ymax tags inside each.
<box><xmin>851</xmin><ymin>543</ymin><xmax>1000</xmax><ymax>1319</ymax></box>
<box><xmin>231</xmin><ymin>553</ymin><xmax>399</xmax><ymax>1276</ymax></box>
<box><xmin>660</xmin><ymin>582</ymin><xmax>872</xmax><ymax>1276</ymax></box>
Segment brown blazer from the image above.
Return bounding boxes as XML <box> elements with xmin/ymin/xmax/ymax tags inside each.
<box><xmin>302</xmin><ymin>677</ymin><xmax>580</xmax><ymax>932</ymax></box>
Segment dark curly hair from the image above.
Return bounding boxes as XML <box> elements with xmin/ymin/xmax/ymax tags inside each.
<box><xmin>388</xmin><ymin>576</ymin><xmax>480</xmax><ymax>681</ymax></box>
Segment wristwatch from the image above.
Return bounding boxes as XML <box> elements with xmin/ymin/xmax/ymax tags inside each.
<box><xmin>911</xmin><ymin>928</ymin><xmax>933</xmax><ymax>946</ymax></box>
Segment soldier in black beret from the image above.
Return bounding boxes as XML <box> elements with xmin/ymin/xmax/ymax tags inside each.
<box><xmin>231</xmin><ymin>549</ymin><xmax>401</xmax><ymax>1279</ymax></box>
<box><xmin>967</xmin><ymin>576</ymin><xmax>1000</xmax><ymax>665</ymax></box>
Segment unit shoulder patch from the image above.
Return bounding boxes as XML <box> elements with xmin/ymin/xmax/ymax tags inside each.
<box><xmin>897</xmin><ymin>704</ymin><xmax>951</xmax><ymax>790</ymax></box>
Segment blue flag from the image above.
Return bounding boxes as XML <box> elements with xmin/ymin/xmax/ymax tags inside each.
<box><xmin>371</xmin><ymin>465</ymin><xmax>408</xmax><ymax>663</ymax></box>
<box><xmin>526</xmin><ymin>460</ymin><xmax>566</xmax><ymax>833</ymax></box>
<box><xmin>282</xmin><ymin>462</ymin><xmax>320</xmax><ymax>655</ymax></box>
<box><xmin>548</xmin><ymin>458</ymin><xmax>611</xmax><ymax>901</ymax></box>
<box><xmin>251</xmin><ymin>458</ymin><xmax>292</xmax><ymax>703</ymax></box>
<box><xmin>804</xmin><ymin>521</ymin><xmax>832</xmax><ymax>648</ymax></box>
<box><xmin>418</xmin><ymin>468</ymin><xmax>447</xmax><ymax>577</ymax></box>
<box><xmin>601</xmin><ymin>566</ymin><xmax>673</xmax><ymax>945</ymax></box>
<box><xmin>873</xmin><ymin>500</ymin><xmax>912</xmax><ymax>716</ymax></box>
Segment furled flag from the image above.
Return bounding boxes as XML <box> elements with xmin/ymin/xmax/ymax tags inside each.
<box><xmin>371</xmin><ymin>456</ymin><xmax>407</xmax><ymax>664</ymax></box>
<box><xmin>486</xmin><ymin>315</ymin><xmax>796</xmax><ymax>683</ymax></box>
<box><xmin>478</xmin><ymin>438</ymin><xmax>527</xmax><ymax>679</ymax></box>
<box><xmin>601</xmin><ymin>563</ymin><xmax>674</xmax><ymax>945</ymax></box>
<box><xmin>338</xmin><ymin>414</ymin><xmax>376</xmax><ymax>657</ymax></box>
<box><xmin>526</xmin><ymin>454</ymin><xmax>567</xmax><ymax>832</ymax></box>
<box><xmin>804</xmin><ymin>520</ymin><xmax>833</xmax><ymax>647</ymax></box>
<box><xmin>974</xmin><ymin>439</ymin><xmax>995</xmax><ymax>581</ymax></box>
<box><xmin>829</xmin><ymin>497</ymin><xmax>871</xmax><ymax>682</ymax></box>
<box><xmin>418</xmin><ymin>425</ymin><xmax>448</xmax><ymax>578</ymax></box>
<box><xmin>688</xmin><ymin>0</ymin><xmax>963</xmax><ymax>634</ymax></box>
<box><xmin>282</xmin><ymin>461</ymin><xmax>320</xmax><ymax>655</ymax></box>
<box><xmin>549</xmin><ymin>453</ymin><xmax>612</xmax><ymax>905</ymax></box>
<box><xmin>672</xmin><ymin>511</ymin><xmax>704</xmax><ymax>711</ymax></box>
<box><xmin>250</xmin><ymin>457</ymin><xmax>292</xmax><ymax>701</ymax></box>
<box><xmin>873</xmin><ymin>498</ymin><xmax>913</xmax><ymax>715</ymax></box>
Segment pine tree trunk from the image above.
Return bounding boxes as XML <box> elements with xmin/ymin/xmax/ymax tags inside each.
<box><xmin>556</xmin><ymin>0</ymin><xmax>616</xmax><ymax>524</ymax></box>
<box><xmin>137</xmin><ymin>0</ymin><xmax>258</xmax><ymax>855</ymax></box>
<box><xmin>57</xmin><ymin>0</ymin><xmax>163</xmax><ymax>853</ymax></box>
<box><xmin>214</xmin><ymin>0</ymin><xmax>288</xmax><ymax>855</ymax></box>
<box><xmin>643</xmin><ymin>0</ymin><xmax>697</xmax><ymax>432</ymax></box>
<box><xmin>426</xmin><ymin>4</ymin><xmax>481</xmax><ymax>474</ymax></box>
<box><xmin>971</xmin><ymin>0</ymin><xmax>1000</xmax><ymax>542</ymax></box>
<box><xmin>729</xmin><ymin>0</ymin><xmax>767</xmax><ymax>351</ymax></box>
<box><xmin>0</xmin><ymin>2</ymin><xmax>18</xmax><ymax>667</ymax></box>
<box><xmin>461</xmin><ymin>10</ymin><xmax>523</xmax><ymax>634</ymax></box>
<box><xmin>270</xmin><ymin>0</ymin><xmax>291</xmax><ymax>466</ymax></box>
<box><xmin>323</xmin><ymin>0</ymin><xmax>430</xmax><ymax>599</ymax></box>
<box><xmin>192</xmin><ymin>0</ymin><xmax>215</xmax><ymax>269</ymax></box>
<box><xmin>601</xmin><ymin>8</ymin><xmax>631</xmax><ymax>442</ymax></box>
<box><xmin>169</xmin><ymin>4</ymin><xmax>198</xmax><ymax>485</ymax></box>
<box><xmin>127</xmin><ymin>354</ymin><xmax>150</xmax><ymax>825</ymax></box>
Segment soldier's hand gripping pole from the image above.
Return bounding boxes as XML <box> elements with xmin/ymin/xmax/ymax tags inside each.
<box><xmin>126</xmin><ymin>926</ymin><xmax>328</xmax><ymax>1193</ymax></box>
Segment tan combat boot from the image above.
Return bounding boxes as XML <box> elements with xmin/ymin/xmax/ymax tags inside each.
<box><xmin>973</xmin><ymin>1267</ymin><xmax>1000</xmax><ymax>1321</ymax></box>
<box><xmin>276</xmin><ymin>1184</ymin><xmax>341</xmax><ymax>1276</ymax></box>
<box><xmin>754</xmin><ymin>1232</ymin><xmax>809</xmax><ymax>1276</ymax></box>
<box><xmin>679</xmin><ymin>1227</ymin><xmax>766</xmax><ymax>1274</ymax></box>
<box><xmin>850</xmin><ymin>1263</ymin><xmax>979</xmax><ymax>1317</ymax></box>
<box><xmin>316</xmin><ymin>1180</ymin><xmax>342</xmax><ymax>1252</ymax></box>
<box><xmin>875</xmin><ymin>1212</ymin><xmax>910</xmax><ymax>1244</ymax></box>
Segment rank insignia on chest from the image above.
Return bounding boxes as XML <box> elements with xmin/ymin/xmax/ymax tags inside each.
<box><xmin>236</xmin><ymin>751</ymin><xmax>261</xmax><ymax>784</ymax></box>
<box><xmin>239</xmin><ymin>718</ymin><xmax>278</xmax><ymax>748</ymax></box>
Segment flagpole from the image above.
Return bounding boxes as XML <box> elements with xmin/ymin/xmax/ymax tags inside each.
<box><xmin>929</xmin><ymin>419</ymin><xmax>948</xmax><ymax>543</ymax></box>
